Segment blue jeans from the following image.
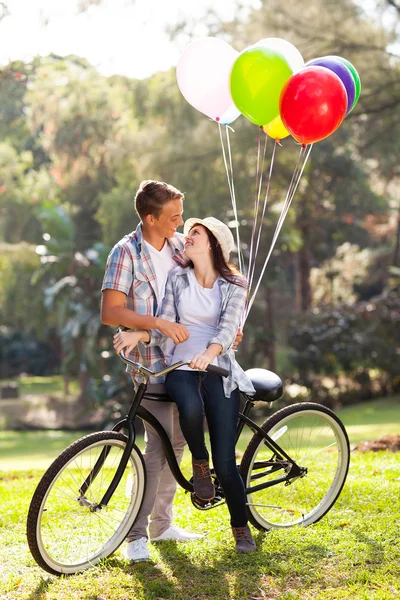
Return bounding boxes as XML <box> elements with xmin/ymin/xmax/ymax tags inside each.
<box><xmin>165</xmin><ymin>370</ymin><xmax>248</xmax><ymax>528</ymax></box>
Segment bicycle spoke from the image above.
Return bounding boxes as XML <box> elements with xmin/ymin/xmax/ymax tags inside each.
<box><xmin>241</xmin><ymin>405</ymin><xmax>349</xmax><ymax>530</ymax></box>
<box><xmin>28</xmin><ymin>434</ymin><xmax>145</xmax><ymax>573</ymax></box>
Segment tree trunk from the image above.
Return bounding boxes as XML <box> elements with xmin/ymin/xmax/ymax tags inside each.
<box><xmin>74</xmin><ymin>337</ymin><xmax>90</xmax><ymax>407</ymax></box>
<box><xmin>296</xmin><ymin>242</ymin><xmax>312</xmax><ymax>312</ymax></box>
<box><xmin>392</xmin><ymin>203</ymin><xmax>400</xmax><ymax>267</ymax></box>
<box><xmin>265</xmin><ymin>286</ymin><xmax>277</xmax><ymax>373</ymax></box>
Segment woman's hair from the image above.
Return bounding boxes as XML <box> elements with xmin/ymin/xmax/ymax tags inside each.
<box><xmin>175</xmin><ymin>224</ymin><xmax>247</xmax><ymax>289</ymax></box>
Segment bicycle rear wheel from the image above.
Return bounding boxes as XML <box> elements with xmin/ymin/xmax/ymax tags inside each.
<box><xmin>240</xmin><ymin>403</ymin><xmax>350</xmax><ymax>531</ymax></box>
<box><xmin>27</xmin><ymin>431</ymin><xmax>146</xmax><ymax>575</ymax></box>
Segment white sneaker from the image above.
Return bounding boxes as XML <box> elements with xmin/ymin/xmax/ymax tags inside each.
<box><xmin>150</xmin><ymin>525</ymin><xmax>204</xmax><ymax>542</ymax></box>
<box><xmin>124</xmin><ymin>537</ymin><xmax>151</xmax><ymax>561</ymax></box>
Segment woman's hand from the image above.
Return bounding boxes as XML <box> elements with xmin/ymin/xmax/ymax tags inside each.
<box><xmin>189</xmin><ymin>353</ymin><xmax>212</xmax><ymax>371</ymax></box>
<box><xmin>113</xmin><ymin>330</ymin><xmax>148</xmax><ymax>355</ymax></box>
<box><xmin>190</xmin><ymin>344</ymin><xmax>222</xmax><ymax>371</ymax></box>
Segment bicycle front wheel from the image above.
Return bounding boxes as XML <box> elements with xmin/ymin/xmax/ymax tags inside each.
<box><xmin>27</xmin><ymin>431</ymin><xmax>146</xmax><ymax>575</ymax></box>
<box><xmin>240</xmin><ymin>403</ymin><xmax>350</xmax><ymax>531</ymax></box>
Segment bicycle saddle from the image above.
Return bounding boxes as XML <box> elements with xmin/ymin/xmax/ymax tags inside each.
<box><xmin>144</xmin><ymin>393</ymin><xmax>172</xmax><ymax>402</ymax></box>
<box><xmin>143</xmin><ymin>383</ymin><xmax>172</xmax><ymax>402</ymax></box>
<box><xmin>244</xmin><ymin>368</ymin><xmax>283</xmax><ymax>403</ymax></box>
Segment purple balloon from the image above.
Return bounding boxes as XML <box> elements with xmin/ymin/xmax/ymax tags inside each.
<box><xmin>305</xmin><ymin>56</ymin><xmax>356</xmax><ymax>115</ymax></box>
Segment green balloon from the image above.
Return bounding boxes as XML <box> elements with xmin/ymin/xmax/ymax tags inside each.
<box><xmin>230</xmin><ymin>45</ymin><xmax>293</xmax><ymax>126</ymax></box>
<box><xmin>326</xmin><ymin>55</ymin><xmax>361</xmax><ymax>111</ymax></box>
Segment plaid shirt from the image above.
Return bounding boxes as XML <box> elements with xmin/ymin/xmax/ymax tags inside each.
<box><xmin>101</xmin><ymin>223</ymin><xmax>184</xmax><ymax>383</ymax></box>
<box><xmin>145</xmin><ymin>266</ymin><xmax>256</xmax><ymax>398</ymax></box>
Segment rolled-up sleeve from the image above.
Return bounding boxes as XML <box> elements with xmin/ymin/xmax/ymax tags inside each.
<box><xmin>207</xmin><ymin>284</ymin><xmax>246</xmax><ymax>355</ymax></box>
<box><xmin>102</xmin><ymin>245</ymin><xmax>132</xmax><ymax>295</ymax></box>
<box><xmin>145</xmin><ymin>275</ymin><xmax>178</xmax><ymax>348</ymax></box>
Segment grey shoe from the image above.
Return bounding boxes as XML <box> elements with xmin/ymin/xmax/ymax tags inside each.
<box><xmin>192</xmin><ymin>458</ymin><xmax>215</xmax><ymax>501</ymax></box>
<box><xmin>232</xmin><ymin>525</ymin><xmax>256</xmax><ymax>553</ymax></box>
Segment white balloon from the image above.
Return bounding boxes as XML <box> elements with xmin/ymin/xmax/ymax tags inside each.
<box><xmin>255</xmin><ymin>38</ymin><xmax>304</xmax><ymax>73</ymax></box>
<box><xmin>176</xmin><ymin>37</ymin><xmax>239</xmax><ymax>121</ymax></box>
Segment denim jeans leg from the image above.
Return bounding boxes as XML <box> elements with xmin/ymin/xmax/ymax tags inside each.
<box><xmin>202</xmin><ymin>374</ymin><xmax>248</xmax><ymax>528</ymax></box>
<box><xmin>165</xmin><ymin>370</ymin><xmax>209</xmax><ymax>462</ymax></box>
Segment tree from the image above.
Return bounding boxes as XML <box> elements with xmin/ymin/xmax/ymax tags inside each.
<box><xmin>32</xmin><ymin>203</ymin><xmax>110</xmax><ymax>401</ymax></box>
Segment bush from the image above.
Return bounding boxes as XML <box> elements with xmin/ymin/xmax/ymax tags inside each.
<box><xmin>288</xmin><ymin>286</ymin><xmax>400</xmax><ymax>404</ymax></box>
<box><xmin>0</xmin><ymin>327</ymin><xmax>60</xmax><ymax>378</ymax></box>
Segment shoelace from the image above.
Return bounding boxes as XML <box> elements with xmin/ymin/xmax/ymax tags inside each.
<box><xmin>195</xmin><ymin>463</ymin><xmax>211</xmax><ymax>480</ymax></box>
<box><xmin>233</xmin><ymin>527</ymin><xmax>250</xmax><ymax>541</ymax></box>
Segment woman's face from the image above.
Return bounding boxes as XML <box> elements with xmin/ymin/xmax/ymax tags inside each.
<box><xmin>184</xmin><ymin>225</ymin><xmax>212</xmax><ymax>261</ymax></box>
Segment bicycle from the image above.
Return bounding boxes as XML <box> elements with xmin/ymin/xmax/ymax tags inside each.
<box><xmin>27</xmin><ymin>352</ymin><xmax>350</xmax><ymax>576</ymax></box>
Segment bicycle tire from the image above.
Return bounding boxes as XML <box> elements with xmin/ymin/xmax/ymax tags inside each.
<box><xmin>240</xmin><ymin>403</ymin><xmax>350</xmax><ymax>531</ymax></box>
<box><xmin>27</xmin><ymin>431</ymin><xmax>146</xmax><ymax>575</ymax></box>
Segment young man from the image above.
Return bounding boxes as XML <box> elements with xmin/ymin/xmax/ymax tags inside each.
<box><xmin>101</xmin><ymin>180</ymin><xmax>202</xmax><ymax>561</ymax></box>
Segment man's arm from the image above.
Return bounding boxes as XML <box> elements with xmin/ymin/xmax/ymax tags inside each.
<box><xmin>101</xmin><ymin>289</ymin><xmax>188</xmax><ymax>344</ymax></box>
<box><xmin>101</xmin><ymin>289</ymin><xmax>159</xmax><ymax>329</ymax></box>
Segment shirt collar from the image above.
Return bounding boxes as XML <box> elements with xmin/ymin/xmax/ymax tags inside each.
<box><xmin>175</xmin><ymin>267</ymin><xmax>229</xmax><ymax>287</ymax></box>
<box><xmin>135</xmin><ymin>222</ymin><xmax>182</xmax><ymax>255</ymax></box>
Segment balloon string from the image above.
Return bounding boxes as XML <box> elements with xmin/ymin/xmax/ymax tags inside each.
<box><xmin>248</xmin><ymin>138</ymin><xmax>277</xmax><ymax>298</ymax></box>
<box><xmin>245</xmin><ymin>143</ymin><xmax>307</xmax><ymax>319</ymax></box>
<box><xmin>246</xmin><ymin>129</ymin><xmax>261</xmax><ymax>283</ymax></box>
<box><xmin>218</xmin><ymin>122</ymin><xmax>242</xmax><ymax>271</ymax></box>
<box><xmin>225</xmin><ymin>125</ymin><xmax>244</xmax><ymax>274</ymax></box>
<box><xmin>245</xmin><ymin>143</ymin><xmax>312</xmax><ymax>320</ymax></box>
<box><xmin>244</xmin><ymin>143</ymin><xmax>313</xmax><ymax>322</ymax></box>
<box><xmin>244</xmin><ymin>144</ymin><xmax>305</xmax><ymax>321</ymax></box>
<box><xmin>247</xmin><ymin>129</ymin><xmax>268</xmax><ymax>292</ymax></box>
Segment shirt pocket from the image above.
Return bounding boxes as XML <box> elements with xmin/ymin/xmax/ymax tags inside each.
<box><xmin>133</xmin><ymin>270</ymin><xmax>154</xmax><ymax>300</ymax></box>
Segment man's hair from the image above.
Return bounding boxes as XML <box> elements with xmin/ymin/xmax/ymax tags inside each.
<box><xmin>135</xmin><ymin>180</ymin><xmax>184</xmax><ymax>220</ymax></box>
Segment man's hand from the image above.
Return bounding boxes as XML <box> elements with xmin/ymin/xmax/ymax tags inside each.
<box><xmin>113</xmin><ymin>330</ymin><xmax>148</xmax><ymax>355</ymax></box>
<box><xmin>156</xmin><ymin>319</ymin><xmax>189</xmax><ymax>344</ymax></box>
<box><xmin>232</xmin><ymin>327</ymin><xmax>243</xmax><ymax>350</ymax></box>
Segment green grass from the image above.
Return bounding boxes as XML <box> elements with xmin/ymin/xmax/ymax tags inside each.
<box><xmin>337</xmin><ymin>396</ymin><xmax>400</xmax><ymax>445</ymax></box>
<box><xmin>1</xmin><ymin>375</ymin><xmax>79</xmax><ymax>396</ymax></box>
<box><xmin>0</xmin><ymin>430</ymin><xmax>89</xmax><ymax>471</ymax></box>
<box><xmin>0</xmin><ymin>395</ymin><xmax>396</xmax><ymax>472</ymax></box>
<box><xmin>0</xmin><ymin>397</ymin><xmax>399</xmax><ymax>599</ymax></box>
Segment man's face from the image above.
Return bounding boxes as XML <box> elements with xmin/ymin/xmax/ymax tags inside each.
<box><xmin>152</xmin><ymin>198</ymin><xmax>184</xmax><ymax>238</ymax></box>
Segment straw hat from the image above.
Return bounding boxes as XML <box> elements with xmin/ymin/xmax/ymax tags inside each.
<box><xmin>183</xmin><ymin>216</ymin><xmax>235</xmax><ymax>262</ymax></box>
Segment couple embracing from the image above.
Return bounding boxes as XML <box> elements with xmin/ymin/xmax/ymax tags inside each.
<box><xmin>101</xmin><ymin>180</ymin><xmax>256</xmax><ymax>561</ymax></box>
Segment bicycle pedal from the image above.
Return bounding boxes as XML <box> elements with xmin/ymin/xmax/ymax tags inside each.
<box><xmin>190</xmin><ymin>492</ymin><xmax>225</xmax><ymax>511</ymax></box>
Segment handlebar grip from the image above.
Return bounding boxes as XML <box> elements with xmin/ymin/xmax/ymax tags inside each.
<box><xmin>206</xmin><ymin>364</ymin><xmax>230</xmax><ymax>377</ymax></box>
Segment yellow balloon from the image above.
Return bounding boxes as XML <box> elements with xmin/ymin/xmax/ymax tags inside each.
<box><xmin>263</xmin><ymin>116</ymin><xmax>290</xmax><ymax>141</ymax></box>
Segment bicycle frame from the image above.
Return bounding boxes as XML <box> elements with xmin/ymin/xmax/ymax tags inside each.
<box><xmin>84</xmin><ymin>351</ymin><xmax>304</xmax><ymax>510</ymax></box>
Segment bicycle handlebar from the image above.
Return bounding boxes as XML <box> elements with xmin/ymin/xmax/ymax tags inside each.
<box><xmin>118</xmin><ymin>349</ymin><xmax>229</xmax><ymax>378</ymax></box>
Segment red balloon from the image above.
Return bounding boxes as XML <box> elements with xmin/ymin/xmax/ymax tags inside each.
<box><xmin>280</xmin><ymin>66</ymin><xmax>347</xmax><ymax>144</ymax></box>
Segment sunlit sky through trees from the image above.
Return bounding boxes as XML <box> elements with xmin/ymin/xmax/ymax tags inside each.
<box><xmin>0</xmin><ymin>0</ymin><xmax>261</xmax><ymax>78</ymax></box>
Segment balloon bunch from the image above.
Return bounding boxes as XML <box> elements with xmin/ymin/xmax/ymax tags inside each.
<box><xmin>229</xmin><ymin>40</ymin><xmax>360</xmax><ymax>144</ymax></box>
<box><xmin>177</xmin><ymin>36</ymin><xmax>361</xmax><ymax>143</ymax></box>
<box><xmin>176</xmin><ymin>37</ymin><xmax>361</xmax><ymax>319</ymax></box>
<box><xmin>279</xmin><ymin>55</ymin><xmax>361</xmax><ymax>144</ymax></box>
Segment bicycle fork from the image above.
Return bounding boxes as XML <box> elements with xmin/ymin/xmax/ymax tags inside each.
<box><xmin>77</xmin><ymin>383</ymin><xmax>148</xmax><ymax>511</ymax></box>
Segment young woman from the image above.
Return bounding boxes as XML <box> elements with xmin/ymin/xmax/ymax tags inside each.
<box><xmin>113</xmin><ymin>217</ymin><xmax>256</xmax><ymax>553</ymax></box>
